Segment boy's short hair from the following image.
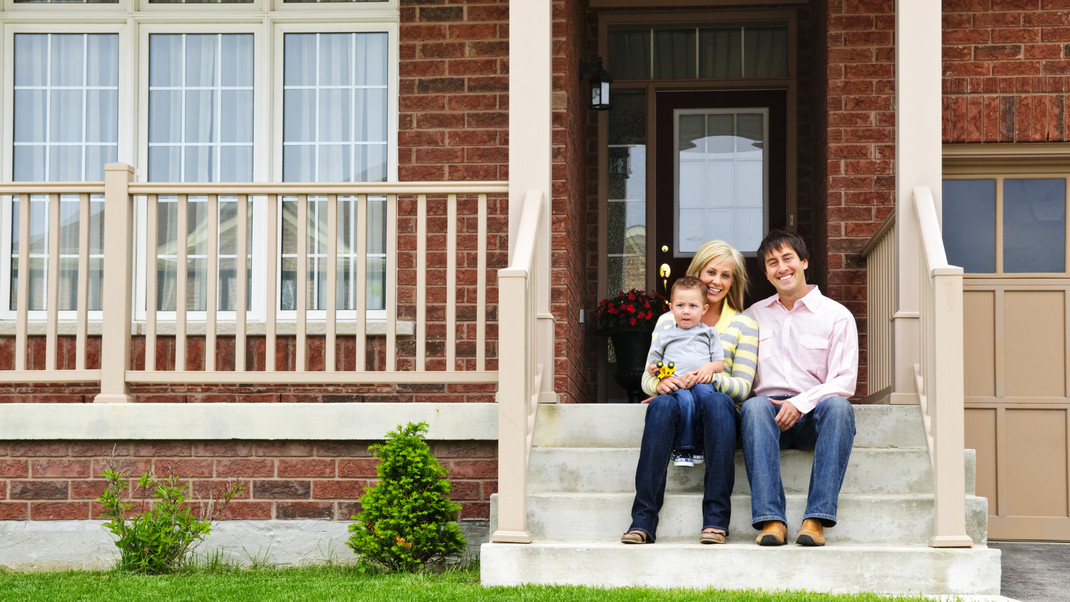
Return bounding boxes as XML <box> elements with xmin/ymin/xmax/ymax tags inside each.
<box><xmin>671</xmin><ymin>276</ymin><xmax>707</xmax><ymax>302</ymax></box>
<box><xmin>757</xmin><ymin>229</ymin><xmax>809</xmax><ymax>264</ymax></box>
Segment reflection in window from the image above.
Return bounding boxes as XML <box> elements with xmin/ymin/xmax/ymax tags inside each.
<box><xmin>607</xmin><ymin>92</ymin><xmax>646</xmax><ymax>296</ymax></box>
<box><xmin>148</xmin><ymin>34</ymin><xmax>255</xmax><ymax>183</ymax></box>
<box><xmin>942</xmin><ymin>180</ymin><xmax>996</xmax><ymax>274</ymax></box>
<box><xmin>1004</xmin><ymin>179</ymin><xmax>1065</xmax><ymax>273</ymax></box>
<box><xmin>279</xmin><ymin>196</ymin><xmax>386</xmax><ymax>312</ymax></box>
<box><xmin>13</xmin><ymin>34</ymin><xmax>119</xmax><ymax>182</ymax></box>
<box><xmin>608</xmin><ymin>26</ymin><xmax>787</xmax><ymax>80</ymax></box>
<box><xmin>10</xmin><ymin>195</ymin><xmax>104</xmax><ymax>312</ymax></box>
<box><xmin>676</xmin><ymin>110</ymin><xmax>765</xmax><ymax>254</ymax></box>
<box><xmin>283</xmin><ymin>33</ymin><xmax>389</xmax><ymax>183</ymax></box>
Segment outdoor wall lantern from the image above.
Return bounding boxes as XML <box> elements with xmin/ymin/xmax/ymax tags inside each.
<box><xmin>579</xmin><ymin>58</ymin><xmax>613</xmax><ymax>111</ymax></box>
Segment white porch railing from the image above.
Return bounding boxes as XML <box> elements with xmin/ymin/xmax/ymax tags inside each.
<box><xmin>912</xmin><ymin>186</ymin><xmax>973</xmax><ymax>548</ymax></box>
<box><xmin>0</xmin><ymin>163</ymin><xmax>510</xmax><ymax>394</ymax></box>
<box><xmin>861</xmin><ymin>212</ymin><xmax>895</xmax><ymax>399</ymax></box>
<box><xmin>490</xmin><ymin>189</ymin><xmax>548</xmax><ymax>544</ymax></box>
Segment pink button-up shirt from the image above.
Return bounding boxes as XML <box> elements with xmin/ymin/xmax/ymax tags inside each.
<box><xmin>747</xmin><ymin>285</ymin><xmax>858</xmax><ymax>415</ymax></box>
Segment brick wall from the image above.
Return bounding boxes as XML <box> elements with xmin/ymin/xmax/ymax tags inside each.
<box><xmin>0</xmin><ymin>440</ymin><xmax>495</xmax><ymax>521</ymax></box>
<box><xmin>825</xmin><ymin>0</ymin><xmax>897</xmax><ymax>399</ymax></box>
<box><xmin>943</xmin><ymin>0</ymin><xmax>1070</xmax><ymax>142</ymax></box>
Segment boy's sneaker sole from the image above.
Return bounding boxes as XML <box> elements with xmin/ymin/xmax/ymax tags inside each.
<box><xmin>673</xmin><ymin>457</ymin><xmax>694</xmax><ymax>468</ymax></box>
<box><xmin>692</xmin><ymin>455</ymin><xmax>704</xmax><ymax>465</ymax></box>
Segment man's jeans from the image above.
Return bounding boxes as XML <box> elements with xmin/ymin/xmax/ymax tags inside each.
<box><xmin>628</xmin><ymin>384</ymin><xmax>739</xmax><ymax>542</ymax></box>
<box><xmin>740</xmin><ymin>396</ymin><xmax>855</xmax><ymax>528</ymax></box>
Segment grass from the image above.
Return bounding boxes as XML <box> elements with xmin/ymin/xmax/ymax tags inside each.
<box><xmin>0</xmin><ymin>563</ymin><xmax>944</xmax><ymax>602</ymax></box>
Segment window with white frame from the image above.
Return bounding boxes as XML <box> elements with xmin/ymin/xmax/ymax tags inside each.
<box><xmin>3</xmin><ymin>7</ymin><xmax>398</xmax><ymax>323</ymax></box>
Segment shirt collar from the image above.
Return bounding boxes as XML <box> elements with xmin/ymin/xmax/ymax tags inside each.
<box><xmin>761</xmin><ymin>285</ymin><xmax>821</xmax><ymax>311</ymax></box>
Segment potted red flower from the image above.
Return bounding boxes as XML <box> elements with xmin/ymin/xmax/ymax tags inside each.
<box><xmin>595</xmin><ymin>289</ymin><xmax>670</xmax><ymax>403</ymax></box>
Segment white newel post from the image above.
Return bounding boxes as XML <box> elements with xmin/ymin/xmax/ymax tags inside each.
<box><xmin>893</xmin><ymin>0</ymin><xmax>941</xmax><ymax>405</ymax></box>
<box><xmin>96</xmin><ymin>163</ymin><xmax>135</xmax><ymax>404</ymax></box>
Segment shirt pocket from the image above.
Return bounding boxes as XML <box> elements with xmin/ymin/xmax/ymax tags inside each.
<box><xmin>757</xmin><ymin>333</ymin><xmax>774</xmax><ymax>362</ymax></box>
<box><xmin>798</xmin><ymin>335</ymin><xmax>830</xmax><ymax>379</ymax></box>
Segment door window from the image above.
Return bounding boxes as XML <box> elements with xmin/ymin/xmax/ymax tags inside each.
<box><xmin>675</xmin><ymin>109</ymin><xmax>767</xmax><ymax>256</ymax></box>
<box><xmin>607</xmin><ymin>91</ymin><xmax>647</xmax><ymax>296</ymax></box>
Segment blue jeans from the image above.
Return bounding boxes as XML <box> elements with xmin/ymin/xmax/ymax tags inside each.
<box><xmin>669</xmin><ymin>388</ymin><xmax>697</xmax><ymax>453</ymax></box>
<box><xmin>740</xmin><ymin>395</ymin><xmax>855</xmax><ymax>528</ymax></box>
<box><xmin>627</xmin><ymin>385</ymin><xmax>739</xmax><ymax>542</ymax></box>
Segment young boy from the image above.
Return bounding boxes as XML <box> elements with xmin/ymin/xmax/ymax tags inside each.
<box><xmin>645</xmin><ymin>276</ymin><xmax>725</xmax><ymax>467</ymax></box>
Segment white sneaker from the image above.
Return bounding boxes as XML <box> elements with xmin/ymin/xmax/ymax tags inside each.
<box><xmin>672</xmin><ymin>452</ymin><xmax>694</xmax><ymax>468</ymax></box>
<box><xmin>692</xmin><ymin>454</ymin><xmax>704</xmax><ymax>465</ymax></box>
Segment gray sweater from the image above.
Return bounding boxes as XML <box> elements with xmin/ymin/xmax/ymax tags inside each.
<box><xmin>644</xmin><ymin>322</ymin><xmax>724</xmax><ymax>375</ymax></box>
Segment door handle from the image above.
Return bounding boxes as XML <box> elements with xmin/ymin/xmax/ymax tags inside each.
<box><xmin>659</xmin><ymin>263</ymin><xmax>671</xmax><ymax>291</ymax></box>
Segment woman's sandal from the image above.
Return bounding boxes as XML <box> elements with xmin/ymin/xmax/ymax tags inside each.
<box><xmin>620</xmin><ymin>530</ymin><xmax>649</xmax><ymax>544</ymax></box>
<box><xmin>699</xmin><ymin>529</ymin><xmax>726</xmax><ymax>544</ymax></box>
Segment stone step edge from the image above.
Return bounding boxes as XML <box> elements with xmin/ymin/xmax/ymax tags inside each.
<box><xmin>482</xmin><ymin>541</ymin><xmax>994</xmax><ymax>551</ymax></box>
<box><xmin>518</xmin><ymin>492</ymin><xmax>986</xmax><ymax>501</ymax></box>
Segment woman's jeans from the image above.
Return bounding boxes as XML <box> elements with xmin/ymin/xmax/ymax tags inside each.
<box><xmin>740</xmin><ymin>395</ymin><xmax>856</xmax><ymax>528</ymax></box>
<box><xmin>627</xmin><ymin>385</ymin><xmax>739</xmax><ymax>541</ymax></box>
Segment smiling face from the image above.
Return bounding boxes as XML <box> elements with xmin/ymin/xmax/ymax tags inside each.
<box><xmin>698</xmin><ymin>257</ymin><xmax>734</xmax><ymax>310</ymax></box>
<box><xmin>763</xmin><ymin>243</ymin><xmax>809</xmax><ymax>303</ymax></box>
<box><xmin>670</xmin><ymin>287</ymin><xmax>709</xmax><ymax>330</ymax></box>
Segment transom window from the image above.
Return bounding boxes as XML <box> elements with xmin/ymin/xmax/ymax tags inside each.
<box><xmin>608</xmin><ymin>26</ymin><xmax>788</xmax><ymax>81</ymax></box>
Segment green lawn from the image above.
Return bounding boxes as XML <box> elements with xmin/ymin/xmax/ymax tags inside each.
<box><xmin>0</xmin><ymin>565</ymin><xmax>942</xmax><ymax>602</ymax></box>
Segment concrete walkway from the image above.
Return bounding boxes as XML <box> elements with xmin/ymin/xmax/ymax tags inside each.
<box><xmin>990</xmin><ymin>541</ymin><xmax>1070</xmax><ymax>602</ymax></box>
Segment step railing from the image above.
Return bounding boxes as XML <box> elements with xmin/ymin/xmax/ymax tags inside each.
<box><xmin>0</xmin><ymin>163</ymin><xmax>508</xmax><ymax>395</ymax></box>
<box><xmin>861</xmin><ymin>212</ymin><xmax>895</xmax><ymax>400</ymax></box>
<box><xmin>912</xmin><ymin>185</ymin><xmax>973</xmax><ymax>548</ymax></box>
<box><xmin>490</xmin><ymin>189</ymin><xmax>547</xmax><ymax>544</ymax></box>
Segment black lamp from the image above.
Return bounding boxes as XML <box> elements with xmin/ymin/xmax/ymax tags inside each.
<box><xmin>579</xmin><ymin>57</ymin><xmax>613</xmax><ymax>111</ymax></box>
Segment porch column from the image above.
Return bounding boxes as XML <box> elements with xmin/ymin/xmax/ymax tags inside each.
<box><xmin>892</xmin><ymin>0</ymin><xmax>941</xmax><ymax>405</ymax></box>
<box><xmin>96</xmin><ymin>163</ymin><xmax>135</xmax><ymax>403</ymax></box>
<box><xmin>508</xmin><ymin>0</ymin><xmax>555</xmax><ymax>401</ymax></box>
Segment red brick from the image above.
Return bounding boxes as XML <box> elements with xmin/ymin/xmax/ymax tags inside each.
<box><xmin>277</xmin><ymin>459</ymin><xmax>336</xmax><ymax>478</ymax></box>
<box><xmin>70</xmin><ymin>480</ymin><xmax>109</xmax><ymax>499</ymax></box>
<box><xmin>30</xmin><ymin>459</ymin><xmax>90</xmax><ymax>478</ymax></box>
<box><xmin>337</xmin><ymin>459</ymin><xmax>379</xmax><ymax>478</ymax></box>
<box><xmin>155</xmin><ymin>459</ymin><xmax>214</xmax><ymax>478</ymax></box>
<box><xmin>276</xmin><ymin>501</ymin><xmax>334</xmax><ymax>520</ymax></box>
<box><xmin>448</xmin><ymin>460</ymin><xmax>497</xmax><ymax>479</ymax></box>
<box><xmin>315</xmin><ymin>442</ymin><xmax>372</xmax><ymax>457</ymax></box>
<box><xmin>216</xmin><ymin>459</ymin><xmax>275</xmax><ymax>478</ymax></box>
<box><xmin>10</xmin><ymin>443</ymin><xmax>68</xmax><ymax>457</ymax></box>
<box><xmin>0</xmin><ymin>502</ymin><xmax>27</xmax><ymax>520</ymax></box>
<box><xmin>70</xmin><ymin>443</ymin><xmax>130</xmax><ymax>457</ymax></box>
<box><xmin>252</xmin><ymin>480</ymin><xmax>310</xmax><ymax>499</ymax></box>
<box><xmin>194</xmin><ymin>442</ymin><xmax>254</xmax><ymax>457</ymax></box>
<box><xmin>458</xmin><ymin>501</ymin><xmax>489</xmax><ymax>520</ymax></box>
<box><xmin>312</xmin><ymin>480</ymin><xmax>369</xmax><ymax>499</ymax></box>
<box><xmin>0</xmin><ymin>459</ymin><xmax>29</xmax><ymax>478</ymax></box>
<box><xmin>448</xmin><ymin>480</ymin><xmax>481</xmax><ymax>501</ymax></box>
<box><xmin>30</xmin><ymin>501</ymin><xmax>88</xmax><ymax>520</ymax></box>
<box><xmin>255</xmin><ymin>443</ymin><xmax>315</xmax><ymax>458</ymax></box>
<box><xmin>9</xmin><ymin>480</ymin><xmax>68</xmax><ymax>499</ymax></box>
<box><xmin>975</xmin><ymin>45</ymin><xmax>1024</xmax><ymax>60</ymax></box>
<box><xmin>216</xmin><ymin>501</ymin><xmax>272</xmax><ymax>520</ymax></box>
<box><xmin>134</xmin><ymin>442</ymin><xmax>191</xmax><ymax>457</ymax></box>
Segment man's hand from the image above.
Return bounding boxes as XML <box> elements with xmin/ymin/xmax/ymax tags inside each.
<box><xmin>771</xmin><ymin>398</ymin><xmax>802</xmax><ymax>431</ymax></box>
<box><xmin>656</xmin><ymin>375</ymin><xmax>687</xmax><ymax>395</ymax></box>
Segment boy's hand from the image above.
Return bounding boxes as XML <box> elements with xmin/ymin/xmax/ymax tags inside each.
<box><xmin>646</xmin><ymin>363</ymin><xmax>658</xmax><ymax>376</ymax></box>
<box><xmin>655</xmin><ymin>375</ymin><xmax>686</xmax><ymax>395</ymax></box>
<box><xmin>689</xmin><ymin>361</ymin><xmax>724</xmax><ymax>386</ymax></box>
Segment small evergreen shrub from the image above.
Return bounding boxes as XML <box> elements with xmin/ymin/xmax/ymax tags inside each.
<box><xmin>347</xmin><ymin>422</ymin><xmax>467</xmax><ymax>572</ymax></box>
<box><xmin>98</xmin><ymin>467</ymin><xmax>243</xmax><ymax>574</ymax></box>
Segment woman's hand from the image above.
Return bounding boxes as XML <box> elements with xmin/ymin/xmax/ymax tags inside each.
<box><xmin>655</xmin><ymin>375</ymin><xmax>687</xmax><ymax>395</ymax></box>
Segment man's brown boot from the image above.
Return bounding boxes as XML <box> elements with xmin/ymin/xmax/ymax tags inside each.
<box><xmin>755</xmin><ymin>520</ymin><xmax>787</xmax><ymax>546</ymax></box>
<box><xmin>796</xmin><ymin>518</ymin><xmax>826</xmax><ymax>546</ymax></box>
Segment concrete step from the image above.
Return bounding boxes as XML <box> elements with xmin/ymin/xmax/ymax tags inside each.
<box><xmin>490</xmin><ymin>493</ymin><xmax>988</xmax><ymax>546</ymax></box>
<box><xmin>532</xmin><ymin>404</ymin><xmax>927</xmax><ymax>449</ymax></box>
<box><xmin>528</xmin><ymin>447</ymin><xmax>976</xmax><ymax>496</ymax></box>
<box><xmin>480</xmin><ymin>542</ymin><xmax>1002</xmax><ymax>595</ymax></box>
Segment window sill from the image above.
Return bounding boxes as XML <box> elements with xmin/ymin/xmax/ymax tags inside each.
<box><xmin>0</xmin><ymin>319</ymin><xmax>416</xmax><ymax>337</ymax></box>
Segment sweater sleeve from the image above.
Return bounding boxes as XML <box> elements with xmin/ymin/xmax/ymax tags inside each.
<box><xmin>641</xmin><ymin>312</ymin><xmax>676</xmax><ymax>397</ymax></box>
<box><xmin>711</xmin><ymin>312</ymin><xmax>759</xmax><ymax>404</ymax></box>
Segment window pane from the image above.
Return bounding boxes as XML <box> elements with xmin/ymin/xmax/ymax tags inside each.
<box><xmin>607</xmin><ymin>30</ymin><xmax>651</xmax><ymax>81</ymax></box>
<box><xmin>58</xmin><ymin>198</ymin><xmax>79</xmax><ymax>255</ymax></box>
<box><xmin>86</xmin><ymin>91</ymin><xmax>119</xmax><ymax>143</ymax></box>
<box><xmin>51</xmin><ymin>35</ymin><xmax>84</xmax><ymax>87</ymax></box>
<box><xmin>319</xmin><ymin>90</ymin><xmax>351</xmax><ymax>142</ymax></box>
<box><xmin>150</xmin><ymin>35</ymin><xmax>183</xmax><ymax>88</ymax></box>
<box><xmin>50</xmin><ymin>146</ymin><xmax>83</xmax><ymax>181</ymax></box>
<box><xmin>356</xmin><ymin>89</ymin><xmax>388</xmax><ymax>142</ymax></box>
<box><xmin>149</xmin><ymin>147</ymin><xmax>182</xmax><ymax>183</ymax></box>
<box><xmin>85</xmin><ymin>146</ymin><xmax>117</xmax><ymax>182</ymax></box>
<box><xmin>14</xmin><ymin>35</ymin><xmax>47</xmax><ymax>87</ymax></box>
<box><xmin>50</xmin><ymin>90</ymin><xmax>84</xmax><ymax>143</ymax></box>
<box><xmin>943</xmin><ymin>180</ymin><xmax>996</xmax><ymax>274</ymax></box>
<box><xmin>14</xmin><ymin>90</ymin><xmax>46</xmax><ymax>143</ymax></box>
<box><xmin>87</xmin><ymin>35</ymin><xmax>119</xmax><ymax>87</ymax></box>
<box><xmin>284</xmin><ymin>90</ymin><xmax>316</xmax><ymax>143</ymax></box>
<box><xmin>185</xmin><ymin>91</ymin><xmax>216</xmax><ymax>143</ymax></box>
<box><xmin>220</xmin><ymin>147</ymin><xmax>253</xmax><ymax>183</ymax></box>
<box><xmin>284</xmin><ymin>34</ymin><xmax>317</xmax><ymax>87</ymax></box>
<box><xmin>222</xmin><ymin>35</ymin><xmax>254</xmax><ymax>87</ymax></box>
<box><xmin>699</xmin><ymin>28</ymin><xmax>742</xmax><ymax>79</ymax></box>
<box><xmin>186</xmin><ymin>35</ymin><xmax>219</xmax><ymax>88</ymax></box>
<box><xmin>356</xmin><ymin>33</ymin><xmax>388</xmax><ymax>86</ymax></box>
<box><xmin>653</xmin><ymin>29</ymin><xmax>696</xmax><ymax>80</ymax></box>
<box><xmin>221</xmin><ymin>90</ymin><xmax>254</xmax><ymax>143</ymax></box>
<box><xmin>1004</xmin><ymin>179</ymin><xmax>1066</xmax><ymax>273</ymax></box>
<box><xmin>184</xmin><ymin>146</ymin><xmax>214</xmax><ymax>184</ymax></box>
<box><xmin>149</xmin><ymin>91</ymin><xmax>183</xmax><ymax>144</ymax></box>
<box><xmin>744</xmin><ymin>27</ymin><xmax>788</xmax><ymax>78</ymax></box>
<box><xmin>14</xmin><ymin>147</ymin><xmax>46</xmax><ymax>182</ymax></box>
<box><xmin>319</xmin><ymin>34</ymin><xmax>353</xmax><ymax>86</ymax></box>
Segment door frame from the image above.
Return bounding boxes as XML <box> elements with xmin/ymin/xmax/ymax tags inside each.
<box><xmin>595</xmin><ymin>9</ymin><xmax>798</xmax><ymax>402</ymax></box>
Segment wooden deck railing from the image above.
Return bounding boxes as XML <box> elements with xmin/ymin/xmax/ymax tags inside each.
<box><xmin>861</xmin><ymin>212</ymin><xmax>895</xmax><ymax>400</ymax></box>
<box><xmin>0</xmin><ymin>163</ymin><xmax>510</xmax><ymax>395</ymax></box>
<box><xmin>912</xmin><ymin>186</ymin><xmax>973</xmax><ymax>548</ymax></box>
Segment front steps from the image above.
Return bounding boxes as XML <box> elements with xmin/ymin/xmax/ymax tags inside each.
<box><xmin>481</xmin><ymin>405</ymin><xmax>1001</xmax><ymax>595</ymax></box>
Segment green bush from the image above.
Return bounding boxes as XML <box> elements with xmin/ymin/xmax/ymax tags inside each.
<box><xmin>347</xmin><ymin>422</ymin><xmax>467</xmax><ymax>572</ymax></box>
<box><xmin>98</xmin><ymin>468</ymin><xmax>243</xmax><ymax>574</ymax></box>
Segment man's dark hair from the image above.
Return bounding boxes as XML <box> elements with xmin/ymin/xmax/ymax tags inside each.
<box><xmin>757</xmin><ymin>230</ymin><xmax>809</xmax><ymax>264</ymax></box>
<box><xmin>670</xmin><ymin>276</ymin><xmax>707</xmax><ymax>302</ymax></box>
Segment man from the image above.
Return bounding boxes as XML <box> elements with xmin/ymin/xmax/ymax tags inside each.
<box><xmin>741</xmin><ymin>230</ymin><xmax>857</xmax><ymax>546</ymax></box>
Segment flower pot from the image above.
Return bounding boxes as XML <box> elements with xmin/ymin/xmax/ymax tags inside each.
<box><xmin>606</xmin><ymin>328</ymin><xmax>653</xmax><ymax>404</ymax></box>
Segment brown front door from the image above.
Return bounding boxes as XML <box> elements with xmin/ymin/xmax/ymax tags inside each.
<box><xmin>654</xmin><ymin>89</ymin><xmax>788</xmax><ymax>307</ymax></box>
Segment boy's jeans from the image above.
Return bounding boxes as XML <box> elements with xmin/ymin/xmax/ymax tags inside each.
<box><xmin>670</xmin><ymin>388</ymin><xmax>697</xmax><ymax>453</ymax></box>
<box><xmin>740</xmin><ymin>395</ymin><xmax>856</xmax><ymax>528</ymax></box>
<box><xmin>627</xmin><ymin>384</ymin><xmax>738</xmax><ymax>541</ymax></box>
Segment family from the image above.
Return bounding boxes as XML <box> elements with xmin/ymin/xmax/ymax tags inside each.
<box><xmin>621</xmin><ymin>230</ymin><xmax>858</xmax><ymax>547</ymax></box>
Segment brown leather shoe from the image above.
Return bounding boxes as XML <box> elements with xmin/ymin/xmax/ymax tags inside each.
<box><xmin>621</xmin><ymin>530</ymin><xmax>649</xmax><ymax>544</ymax></box>
<box><xmin>699</xmin><ymin>529</ymin><xmax>726</xmax><ymax>544</ymax></box>
<box><xmin>796</xmin><ymin>518</ymin><xmax>826</xmax><ymax>546</ymax></box>
<box><xmin>755</xmin><ymin>521</ymin><xmax>787</xmax><ymax>546</ymax></box>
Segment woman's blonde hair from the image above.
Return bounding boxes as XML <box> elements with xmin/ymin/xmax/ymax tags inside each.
<box><xmin>686</xmin><ymin>240</ymin><xmax>748</xmax><ymax>312</ymax></box>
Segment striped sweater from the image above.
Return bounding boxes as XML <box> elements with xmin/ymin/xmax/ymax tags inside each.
<box><xmin>640</xmin><ymin>305</ymin><xmax>759</xmax><ymax>404</ymax></box>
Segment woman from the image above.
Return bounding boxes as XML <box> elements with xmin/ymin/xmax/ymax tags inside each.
<box><xmin>621</xmin><ymin>240</ymin><xmax>759</xmax><ymax>544</ymax></box>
